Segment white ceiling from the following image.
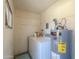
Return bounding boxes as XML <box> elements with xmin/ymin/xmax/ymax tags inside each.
<box><xmin>13</xmin><ymin>0</ymin><xmax>57</xmax><ymax>13</ymax></box>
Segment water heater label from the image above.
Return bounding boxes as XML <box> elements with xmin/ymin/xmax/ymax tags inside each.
<box><xmin>58</xmin><ymin>42</ymin><xmax>66</xmax><ymax>53</ymax></box>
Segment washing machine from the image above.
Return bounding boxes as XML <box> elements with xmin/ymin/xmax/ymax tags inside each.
<box><xmin>29</xmin><ymin>36</ymin><xmax>51</xmax><ymax>59</ymax></box>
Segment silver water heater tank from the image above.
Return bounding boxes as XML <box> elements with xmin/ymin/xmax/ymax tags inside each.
<box><xmin>51</xmin><ymin>29</ymin><xmax>72</xmax><ymax>59</ymax></box>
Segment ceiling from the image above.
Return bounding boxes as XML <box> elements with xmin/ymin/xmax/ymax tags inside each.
<box><xmin>13</xmin><ymin>0</ymin><xmax>57</xmax><ymax>13</ymax></box>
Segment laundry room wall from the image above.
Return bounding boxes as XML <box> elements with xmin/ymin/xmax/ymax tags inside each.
<box><xmin>40</xmin><ymin>0</ymin><xmax>75</xmax><ymax>30</ymax></box>
<box><xmin>40</xmin><ymin>0</ymin><xmax>75</xmax><ymax>59</ymax></box>
<box><xmin>3</xmin><ymin>0</ymin><xmax>14</xmax><ymax>59</ymax></box>
<box><xmin>14</xmin><ymin>9</ymin><xmax>41</xmax><ymax>55</ymax></box>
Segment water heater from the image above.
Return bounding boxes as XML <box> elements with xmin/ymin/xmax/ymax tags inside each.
<box><xmin>51</xmin><ymin>29</ymin><xmax>72</xmax><ymax>59</ymax></box>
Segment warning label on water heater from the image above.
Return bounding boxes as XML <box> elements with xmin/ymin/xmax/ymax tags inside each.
<box><xmin>58</xmin><ymin>42</ymin><xmax>66</xmax><ymax>53</ymax></box>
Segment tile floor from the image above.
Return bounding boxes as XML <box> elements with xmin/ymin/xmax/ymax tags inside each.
<box><xmin>15</xmin><ymin>54</ymin><xmax>30</xmax><ymax>59</ymax></box>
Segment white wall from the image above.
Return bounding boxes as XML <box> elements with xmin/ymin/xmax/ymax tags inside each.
<box><xmin>3</xmin><ymin>0</ymin><xmax>14</xmax><ymax>59</ymax></box>
<box><xmin>40</xmin><ymin>0</ymin><xmax>75</xmax><ymax>59</ymax></box>
<box><xmin>14</xmin><ymin>9</ymin><xmax>41</xmax><ymax>55</ymax></box>
<box><xmin>40</xmin><ymin>0</ymin><xmax>75</xmax><ymax>30</ymax></box>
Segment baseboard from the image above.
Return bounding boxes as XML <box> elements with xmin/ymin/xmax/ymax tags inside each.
<box><xmin>14</xmin><ymin>51</ymin><xmax>32</xmax><ymax>59</ymax></box>
<box><xmin>14</xmin><ymin>51</ymin><xmax>28</xmax><ymax>59</ymax></box>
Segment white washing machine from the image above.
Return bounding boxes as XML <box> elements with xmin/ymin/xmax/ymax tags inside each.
<box><xmin>29</xmin><ymin>36</ymin><xmax>51</xmax><ymax>59</ymax></box>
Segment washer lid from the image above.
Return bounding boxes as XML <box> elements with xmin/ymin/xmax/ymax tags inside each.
<box><xmin>30</xmin><ymin>36</ymin><xmax>51</xmax><ymax>42</ymax></box>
